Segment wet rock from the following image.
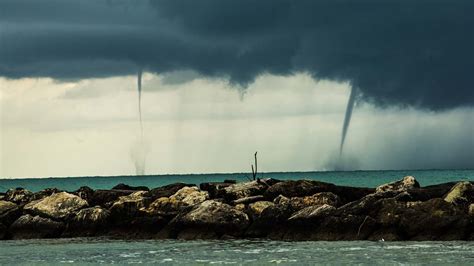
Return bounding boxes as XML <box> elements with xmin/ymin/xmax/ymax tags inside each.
<box><xmin>24</xmin><ymin>192</ymin><xmax>88</xmax><ymax>220</ymax></box>
<box><xmin>310</xmin><ymin>214</ymin><xmax>377</xmax><ymax>241</ymax></box>
<box><xmin>5</xmin><ymin>188</ymin><xmax>34</xmax><ymax>205</ymax></box>
<box><xmin>109</xmin><ymin>191</ymin><xmax>152</xmax><ymax>222</ymax></box>
<box><xmin>112</xmin><ymin>183</ymin><xmax>149</xmax><ymax>191</ymax></box>
<box><xmin>0</xmin><ymin>200</ymin><xmax>21</xmax><ymax>226</ymax></box>
<box><xmin>148</xmin><ymin>183</ymin><xmax>194</xmax><ymax>200</ymax></box>
<box><xmin>170</xmin><ymin>200</ymin><xmax>250</xmax><ymax>239</ymax></box>
<box><xmin>10</xmin><ymin>214</ymin><xmax>65</xmax><ymax>239</ymax></box>
<box><xmin>444</xmin><ymin>181</ymin><xmax>474</xmax><ymax>209</ymax></box>
<box><xmin>247</xmin><ymin>201</ymin><xmax>274</xmax><ymax>220</ymax></box>
<box><xmin>288</xmin><ymin>204</ymin><xmax>336</xmax><ymax>223</ymax></box>
<box><xmin>376</xmin><ymin>176</ymin><xmax>420</xmax><ymax>193</ymax></box>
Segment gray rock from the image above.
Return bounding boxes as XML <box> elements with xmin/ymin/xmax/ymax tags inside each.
<box><xmin>72</xmin><ymin>206</ymin><xmax>110</xmax><ymax>228</ymax></box>
<box><xmin>171</xmin><ymin>200</ymin><xmax>250</xmax><ymax>238</ymax></box>
<box><xmin>24</xmin><ymin>192</ymin><xmax>88</xmax><ymax>220</ymax></box>
<box><xmin>109</xmin><ymin>191</ymin><xmax>151</xmax><ymax>221</ymax></box>
<box><xmin>247</xmin><ymin>201</ymin><xmax>274</xmax><ymax>220</ymax></box>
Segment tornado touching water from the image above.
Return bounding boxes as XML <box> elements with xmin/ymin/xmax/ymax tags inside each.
<box><xmin>131</xmin><ymin>69</ymin><xmax>148</xmax><ymax>175</ymax></box>
<box><xmin>339</xmin><ymin>87</ymin><xmax>357</xmax><ymax>156</ymax></box>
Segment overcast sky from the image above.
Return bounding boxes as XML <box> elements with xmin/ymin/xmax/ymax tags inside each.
<box><xmin>1</xmin><ymin>0</ymin><xmax>473</xmax><ymax>177</ymax></box>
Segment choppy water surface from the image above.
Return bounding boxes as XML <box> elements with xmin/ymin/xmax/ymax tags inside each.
<box><xmin>0</xmin><ymin>239</ymin><xmax>473</xmax><ymax>265</ymax></box>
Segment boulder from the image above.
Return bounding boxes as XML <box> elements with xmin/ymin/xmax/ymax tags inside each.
<box><xmin>5</xmin><ymin>188</ymin><xmax>34</xmax><ymax>205</ymax></box>
<box><xmin>0</xmin><ymin>200</ymin><xmax>21</xmax><ymax>225</ymax></box>
<box><xmin>247</xmin><ymin>201</ymin><xmax>274</xmax><ymax>220</ymax></box>
<box><xmin>148</xmin><ymin>183</ymin><xmax>195</xmax><ymax>200</ymax></box>
<box><xmin>444</xmin><ymin>181</ymin><xmax>474</xmax><ymax>209</ymax></box>
<box><xmin>397</xmin><ymin>198</ymin><xmax>470</xmax><ymax>240</ymax></box>
<box><xmin>170</xmin><ymin>186</ymin><xmax>209</xmax><ymax>206</ymax></box>
<box><xmin>10</xmin><ymin>214</ymin><xmax>65</xmax><ymax>239</ymax></box>
<box><xmin>112</xmin><ymin>183</ymin><xmax>149</xmax><ymax>191</ymax></box>
<box><xmin>469</xmin><ymin>204</ymin><xmax>474</xmax><ymax>217</ymax></box>
<box><xmin>71</xmin><ymin>206</ymin><xmax>110</xmax><ymax>229</ymax></box>
<box><xmin>109</xmin><ymin>191</ymin><xmax>152</xmax><ymax>222</ymax></box>
<box><xmin>24</xmin><ymin>192</ymin><xmax>88</xmax><ymax>220</ymax></box>
<box><xmin>170</xmin><ymin>200</ymin><xmax>250</xmax><ymax>239</ymax></box>
<box><xmin>145</xmin><ymin>187</ymin><xmax>209</xmax><ymax>217</ymax></box>
<box><xmin>376</xmin><ymin>176</ymin><xmax>420</xmax><ymax>193</ymax></box>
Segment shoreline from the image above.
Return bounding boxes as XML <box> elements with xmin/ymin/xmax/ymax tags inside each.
<box><xmin>1</xmin><ymin>177</ymin><xmax>473</xmax><ymax>241</ymax></box>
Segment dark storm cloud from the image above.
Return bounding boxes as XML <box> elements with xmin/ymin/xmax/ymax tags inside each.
<box><xmin>1</xmin><ymin>0</ymin><xmax>473</xmax><ymax>109</ymax></box>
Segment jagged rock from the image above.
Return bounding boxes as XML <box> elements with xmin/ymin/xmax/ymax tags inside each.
<box><xmin>112</xmin><ymin>183</ymin><xmax>149</xmax><ymax>191</ymax></box>
<box><xmin>148</xmin><ymin>183</ymin><xmax>194</xmax><ymax>200</ymax></box>
<box><xmin>288</xmin><ymin>204</ymin><xmax>336</xmax><ymax>223</ymax></box>
<box><xmin>170</xmin><ymin>200</ymin><xmax>250</xmax><ymax>239</ymax></box>
<box><xmin>376</xmin><ymin>176</ymin><xmax>420</xmax><ymax>193</ymax></box>
<box><xmin>5</xmin><ymin>188</ymin><xmax>34</xmax><ymax>205</ymax></box>
<box><xmin>310</xmin><ymin>215</ymin><xmax>377</xmax><ymax>241</ymax></box>
<box><xmin>0</xmin><ymin>200</ymin><xmax>21</xmax><ymax>225</ymax></box>
<box><xmin>444</xmin><ymin>181</ymin><xmax>474</xmax><ymax>209</ymax></box>
<box><xmin>109</xmin><ymin>191</ymin><xmax>151</xmax><ymax>221</ymax></box>
<box><xmin>247</xmin><ymin>201</ymin><xmax>274</xmax><ymax>220</ymax></box>
<box><xmin>10</xmin><ymin>214</ymin><xmax>65</xmax><ymax>239</ymax></box>
<box><xmin>24</xmin><ymin>192</ymin><xmax>88</xmax><ymax>220</ymax></box>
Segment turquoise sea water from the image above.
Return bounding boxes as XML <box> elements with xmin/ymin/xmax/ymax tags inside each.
<box><xmin>1</xmin><ymin>169</ymin><xmax>473</xmax><ymax>192</ymax></box>
<box><xmin>0</xmin><ymin>238</ymin><xmax>473</xmax><ymax>265</ymax></box>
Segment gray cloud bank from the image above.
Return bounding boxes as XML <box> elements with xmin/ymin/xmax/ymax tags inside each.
<box><xmin>0</xmin><ymin>0</ymin><xmax>473</xmax><ymax>110</ymax></box>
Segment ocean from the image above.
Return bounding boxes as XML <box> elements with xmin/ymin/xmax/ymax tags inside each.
<box><xmin>1</xmin><ymin>169</ymin><xmax>473</xmax><ymax>265</ymax></box>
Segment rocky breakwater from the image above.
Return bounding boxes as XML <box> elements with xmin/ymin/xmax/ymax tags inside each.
<box><xmin>0</xmin><ymin>177</ymin><xmax>473</xmax><ymax>241</ymax></box>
